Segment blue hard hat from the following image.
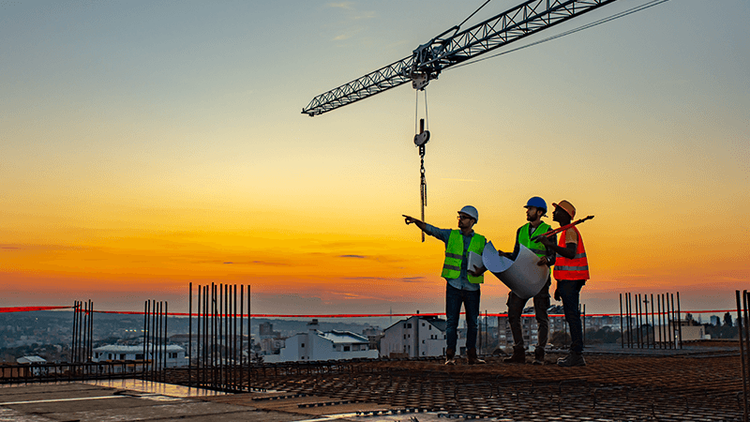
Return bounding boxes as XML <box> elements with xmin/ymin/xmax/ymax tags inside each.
<box><xmin>524</xmin><ymin>196</ymin><xmax>547</xmax><ymax>212</ymax></box>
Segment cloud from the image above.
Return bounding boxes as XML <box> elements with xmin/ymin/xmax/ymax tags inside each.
<box><xmin>339</xmin><ymin>254</ymin><xmax>367</xmax><ymax>259</ymax></box>
<box><xmin>400</xmin><ymin>277</ymin><xmax>426</xmax><ymax>283</ymax></box>
<box><xmin>327</xmin><ymin>1</ymin><xmax>354</xmax><ymax>10</ymax></box>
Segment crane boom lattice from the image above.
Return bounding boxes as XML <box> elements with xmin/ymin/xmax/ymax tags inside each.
<box><xmin>302</xmin><ymin>0</ymin><xmax>618</xmax><ymax>117</ymax></box>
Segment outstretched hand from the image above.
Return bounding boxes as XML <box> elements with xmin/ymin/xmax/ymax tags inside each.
<box><xmin>403</xmin><ymin>215</ymin><xmax>420</xmax><ymax>225</ymax></box>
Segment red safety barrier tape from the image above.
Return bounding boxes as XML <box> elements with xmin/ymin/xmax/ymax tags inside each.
<box><xmin>0</xmin><ymin>306</ymin><xmax>73</xmax><ymax>313</ymax></box>
<box><xmin>0</xmin><ymin>306</ymin><xmax>738</xmax><ymax>318</ymax></box>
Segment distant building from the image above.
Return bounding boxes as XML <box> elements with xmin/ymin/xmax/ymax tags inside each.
<box><xmin>362</xmin><ymin>326</ymin><xmax>384</xmax><ymax>352</ymax></box>
<box><xmin>380</xmin><ymin>315</ymin><xmax>454</xmax><ymax>358</ymax></box>
<box><xmin>17</xmin><ymin>355</ymin><xmax>47</xmax><ymax>376</ymax></box>
<box><xmin>260</xmin><ymin>337</ymin><xmax>285</xmax><ymax>355</ymax></box>
<box><xmin>267</xmin><ymin>319</ymin><xmax>378</xmax><ymax>363</ymax></box>
<box><xmin>16</xmin><ymin>355</ymin><xmax>46</xmax><ymax>365</ymax></box>
<box><xmin>498</xmin><ymin>307</ymin><xmax>567</xmax><ymax>351</ymax></box>
<box><xmin>92</xmin><ymin>344</ymin><xmax>186</xmax><ymax>367</ymax></box>
<box><xmin>259</xmin><ymin>322</ymin><xmax>281</xmax><ymax>338</ymax></box>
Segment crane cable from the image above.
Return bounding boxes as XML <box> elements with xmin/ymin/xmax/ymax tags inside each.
<box><xmin>449</xmin><ymin>0</ymin><xmax>672</xmax><ymax>71</ymax></box>
<box><xmin>414</xmin><ymin>89</ymin><xmax>430</xmax><ymax>242</ymax></box>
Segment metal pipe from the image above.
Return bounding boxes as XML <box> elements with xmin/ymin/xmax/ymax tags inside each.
<box><xmin>234</xmin><ymin>284</ymin><xmax>238</xmax><ymax>390</ymax></box>
<box><xmin>677</xmin><ymin>291</ymin><xmax>683</xmax><ymax>349</ymax></box>
<box><xmin>204</xmin><ymin>285</ymin><xmax>208</xmax><ymax>387</ymax></box>
<box><xmin>670</xmin><ymin>293</ymin><xmax>679</xmax><ymax>349</ymax></box>
<box><xmin>90</xmin><ymin>300</ymin><xmax>95</xmax><ymax>363</ymax></box>
<box><xmin>240</xmin><ymin>284</ymin><xmax>244</xmax><ymax>391</ymax></box>
<box><xmin>667</xmin><ymin>293</ymin><xmax>677</xmax><ymax>349</ymax></box>
<box><xmin>744</xmin><ymin>290</ymin><xmax>750</xmax><ymax>421</ymax></box>
<box><xmin>656</xmin><ymin>295</ymin><xmax>662</xmax><ymax>348</ymax></box>
<box><xmin>164</xmin><ymin>301</ymin><xmax>169</xmax><ymax>381</ymax></box>
<box><xmin>204</xmin><ymin>285</ymin><xmax>209</xmax><ymax>386</ymax></box>
<box><xmin>619</xmin><ymin>294</ymin><xmax>623</xmax><ymax>349</ymax></box>
<box><xmin>188</xmin><ymin>281</ymin><xmax>193</xmax><ymax>386</ymax></box>
<box><xmin>650</xmin><ymin>294</ymin><xmax>655</xmax><ymax>349</ymax></box>
<box><xmin>71</xmin><ymin>301</ymin><xmax>77</xmax><ymax>363</ymax></box>
<box><xmin>151</xmin><ymin>300</ymin><xmax>157</xmax><ymax>380</ymax></box>
<box><xmin>143</xmin><ymin>300</ymin><xmax>149</xmax><ymax>376</ymax></box>
<box><xmin>738</xmin><ymin>290</ymin><xmax>749</xmax><ymax>422</ymax></box>
<box><xmin>253</xmin><ymin>284</ymin><xmax>256</xmax><ymax>386</ymax></box>
<box><xmin>625</xmin><ymin>293</ymin><xmax>630</xmax><ymax>348</ymax></box>
<box><xmin>636</xmin><ymin>294</ymin><xmax>641</xmax><ymax>348</ymax></box>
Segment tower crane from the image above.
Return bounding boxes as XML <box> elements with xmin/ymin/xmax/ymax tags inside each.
<box><xmin>301</xmin><ymin>0</ymin><xmax>621</xmax><ymax>240</ymax></box>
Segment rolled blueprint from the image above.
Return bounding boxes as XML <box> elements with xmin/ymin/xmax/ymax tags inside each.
<box><xmin>481</xmin><ymin>241</ymin><xmax>549</xmax><ymax>299</ymax></box>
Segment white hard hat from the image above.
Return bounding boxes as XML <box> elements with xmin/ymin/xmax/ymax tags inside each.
<box><xmin>458</xmin><ymin>205</ymin><xmax>479</xmax><ymax>222</ymax></box>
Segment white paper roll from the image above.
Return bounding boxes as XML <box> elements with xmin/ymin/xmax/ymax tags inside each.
<box><xmin>482</xmin><ymin>241</ymin><xmax>549</xmax><ymax>299</ymax></box>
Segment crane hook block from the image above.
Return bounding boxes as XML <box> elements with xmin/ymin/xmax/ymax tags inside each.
<box><xmin>414</xmin><ymin>130</ymin><xmax>430</xmax><ymax>147</ymax></box>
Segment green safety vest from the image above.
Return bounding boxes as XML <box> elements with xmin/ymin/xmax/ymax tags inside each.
<box><xmin>441</xmin><ymin>230</ymin><xmax>486</xmax><ymax>284</ymax></box>
<box><xmin>517</xmin><ymin>222</ymin><xmax>551</xmax><ymax>257</ymax></box>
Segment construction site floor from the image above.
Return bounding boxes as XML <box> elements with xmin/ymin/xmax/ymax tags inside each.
<box><xmin>0</xmin><ymin>348</ymin><xmax>746</xmax><ymax>421</ymax></box>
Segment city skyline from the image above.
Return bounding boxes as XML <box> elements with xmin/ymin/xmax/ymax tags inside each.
<box><xmin>2</xmin><ymin>1</ymin><xmax>748</xmax><ymax>316</ymax></box>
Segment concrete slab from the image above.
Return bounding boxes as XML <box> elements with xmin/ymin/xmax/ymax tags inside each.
<box><xmin>0</xmin><ymin>383</ymin><xmax>308</xmax><ymax>422</ymax></box>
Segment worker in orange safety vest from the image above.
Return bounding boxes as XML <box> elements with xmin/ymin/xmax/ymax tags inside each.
<box><xmin>539</xmin><ymin>200</ymin><xmax>590</xmax><ymax>367</ymax></box>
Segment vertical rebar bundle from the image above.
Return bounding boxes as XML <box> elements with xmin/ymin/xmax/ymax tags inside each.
<box><xmin>140</xmin><ymin>299</ymin><xmax>168</xmax><ymax>382</ymax></box>
<box><xmin>619</xmin><ymin>292</ymin><xmax>682</xmax><ymax>349</ymax></box>
<box><xmin>70</xmin><ymin>300</ymin><xmax>94</xmax><ymax>364</ymax></box>
<box><xmin>191</xmin><ymin>283</ymin><xmax>251</xmax><ymax>392</ymax></box>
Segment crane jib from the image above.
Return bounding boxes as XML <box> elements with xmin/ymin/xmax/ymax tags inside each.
<box><xmin>302</xmin><ymin>0</ymin><xmax>619</xmax><ymax>117</ymax></box>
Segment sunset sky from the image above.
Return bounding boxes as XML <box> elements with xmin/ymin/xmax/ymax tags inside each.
<box><xmin>2</xmin><ymin>0</ymin><xmax>748</xmax><ymax>317</ymax></box>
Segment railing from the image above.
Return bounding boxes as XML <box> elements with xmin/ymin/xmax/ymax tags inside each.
<box><xmin>0</xmin><ymin>360</ymin><xmax>148</xmax><ymax>385</ymax></box>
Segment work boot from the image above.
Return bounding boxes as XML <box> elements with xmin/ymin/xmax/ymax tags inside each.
<box><xmin>445</xmin><ymin>348</ymin><xmax>456</xmax><ymax>365</ymax></box>
<box><xmin>557</xmin><ymin>352</ymin><xmax>586</xmax><ymax>367</ymax></box>
<box><xmin>532</xmin><ymin>347</ymin><xmax>545</xmax><ymax>365</ymax></box>
<box><xmin>503</xmin><ymin>346</ymin><xmax>525</xmax><ymax>364</ymax></box>
<box><xmin>467</xmin><ymin>348</ymin><xmax>485</xmax><ymax>365</ymax></box>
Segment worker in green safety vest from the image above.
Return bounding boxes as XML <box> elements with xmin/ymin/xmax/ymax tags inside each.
<box><xmin>497</xmin><ymin>196</ymin><xmax>557</xmax><ymax>365</ymax></box>
<box><xmin>403</xmin><ymin>205</ymin><xmax>487</xmax><ymax>365</ymax></box>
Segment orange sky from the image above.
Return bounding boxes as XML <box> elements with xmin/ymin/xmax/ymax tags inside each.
<box><xmin>1</xmin><ymin>1</ymin><xmax>748</xmax><ymax>316</ymax></box>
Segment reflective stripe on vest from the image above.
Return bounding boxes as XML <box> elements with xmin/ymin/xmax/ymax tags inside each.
<box><xmin>441</xmin><ymin>230</ymin><xmax>486</xmax><ymax>284</ymax></box>
<box><xmin>553</xmin><ymin>226</ymin><xmax>590</xmax><ymax>280</ymax></box>
<box><xmin>517</xmin><ymin>222</ymin><xmax>551</xmax><ymax>258</ymax></box>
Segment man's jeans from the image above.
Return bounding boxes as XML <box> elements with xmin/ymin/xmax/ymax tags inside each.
<box><xmin>557</xmin><ymin>279</ymin><xmax>586</xmax><ymax>353</ymax></box>
<box><xmin>445</xmin><ymin>284</ymin><xmax>480</xmax><ymax>352</ymax></box>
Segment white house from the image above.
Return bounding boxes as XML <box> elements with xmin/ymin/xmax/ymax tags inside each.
<box><xmin>17</xmin><ymin>356</ymin><xmax>47</xmax><ymax>376</ymax></box>
<box><xmin>380</xmin><ymin>315</ymin><xmax>461</xmax><ymax>358</ymax></box>
<box><xmin>268</xmin><ymin>320</ymin><xmax>378</xmax><ymax>363</ymax></box>
<box><xmin>92</xmin><ymin>344</ymin><xmax>186</xmax><ymax>367</ymax></box>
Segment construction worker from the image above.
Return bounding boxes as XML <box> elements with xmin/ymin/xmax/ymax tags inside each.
<box><xmin>403</xmin><ymin>206</ymin><xmax>486</xmax><ymax>365</ymax></box>
<box><xmin>497</xmin><ymin>197</ymin><xmax>556</xmax><ymax>365</ymax></box>
<box><xmin>539</xmin><ymin>200</ymin><xmax>589</xmax><ymax>367</ymax></box>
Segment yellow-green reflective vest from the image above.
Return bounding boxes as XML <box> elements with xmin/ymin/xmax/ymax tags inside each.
<box><xmin>517</xmin><ymin>222</ymin><xmax>551</xmax><ymax>258</ymax></box>
<box><xmin>441</xmin><ymin>230</ymin><xmax>486</xmax><ymax>284</ymax></box>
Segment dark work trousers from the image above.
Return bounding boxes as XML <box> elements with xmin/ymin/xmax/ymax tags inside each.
<box><xmin>445</xmin><ymin>284</ymin><xmax>480</xmax><ymax>352</ymax></box>
<box><xmin>506</xmin><ymin>278</ymin><xmax>551</xmax><ymax>350</ymax></box>
<box><xmin>557</xmin><ymin>279</ymin><xmax>586</xmax><ymax>353</ymax></box>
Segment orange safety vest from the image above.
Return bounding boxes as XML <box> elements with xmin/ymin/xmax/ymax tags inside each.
<box><xmin>553</xmin><ymin>226</ymin><xmax>589</xmax><ymax>280</ymax></box>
